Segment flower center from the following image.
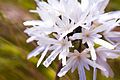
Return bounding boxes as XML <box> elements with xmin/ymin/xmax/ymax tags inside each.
<box><xmin>86</xmin><ymin>33</ymin><xmax>90</xmax><ymax>37</ymax></box>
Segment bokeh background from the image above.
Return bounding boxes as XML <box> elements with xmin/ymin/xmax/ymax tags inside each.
<box><xmin>0</xmin><ymin>0</ymin><xmax>120</xmax><ymax>80</ymax></box>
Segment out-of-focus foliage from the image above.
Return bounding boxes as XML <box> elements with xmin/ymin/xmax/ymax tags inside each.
<box><xmin>0</xmin><ymin>0</ymin><xmax>120</xmax><ymax>80</ymax></box>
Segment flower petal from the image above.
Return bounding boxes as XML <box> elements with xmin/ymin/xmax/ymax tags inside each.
<box><xmin>69</xmin><ymin>33</ymin><xmax>82</xmax><ymax>40</ymax></box>
<box><xmin>57</xmin><ymin>58</ymin><xmax>74</xmax><ymax>77</ymax></box>
<box><xmin>23</xmin><ymin>20</ymin><xmax>44</xmax><ymax>26</ymax></box>
<box><xmin>27</xmin><ymin>46</ymin><xmax>45</xmax><ymax>59</ymax></box>
<box><xmin>78</xmin><ymin>64</ymin><xmax>86</xmax><ymax>80</ymax></box>
<box><xmin>97</xmin><ymin>11</ymin><xmax>120</xmax><ymax>23</ymax></box>
<box><xmin>94</xmin><ymin>38</ymin><xmax>115</xmax><ymax>49</ymax></box>
<box><xmin>97</xmin><ymin>58</ymin><xmax>114</xmax><ymax>77</ymax></box>
<box><xmin>81</xmin><ymin>0</ymin><xmax>89</xmax><ymax>12</ymax></box>
<box><xmin>85</xmin><ymin>58</ymin><xmax>106</xmax><ymax>71</ymax></box>
<box><xmin>43</xmin><ymin>46</ymin><xmax>61</xmax><ymax>67</ymax></box>
<box><xmin>37</xmin><ymin>46</ymin><xmax>49</xmax><ymax>67</ymax></box>
<box><xmin>87</xmin><ymin>41</ymin><xmax>97</xmax><ymax>60</ymax></box>
<box><xmin>26</xmin><ymin>36</ymin><xmax>36</xmax><ymax>43</ymax></box>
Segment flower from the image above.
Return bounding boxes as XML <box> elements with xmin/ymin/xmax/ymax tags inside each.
<box><xmin>27</xmin><ymin>35</ymin><xmax>72</xmax><ymax>67</ymax></box>
<box><xmin>58</xmin><ymin>49</ymin><xmax>106</xmax><ymax>80</ymax></box>
<box><xmin>24</xmin><ymin>0</ymin><xmax>120</xmax><ymax>80</ymax></box>
<box><xmin>43</xmin><ymin>36</ymin><xmax>72</xmax><ymax>67</ymax></box>
<box><xmin>68</xmin><ymin>0</ymin><xmax>120</xmax><ymax>61</ymax></box>
<box><xmin>70</xmin><ymin>23</ymin><xmax>116</xmax><ymax>60</ymax></box>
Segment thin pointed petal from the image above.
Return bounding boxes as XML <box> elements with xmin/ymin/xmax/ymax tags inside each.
<box><xmin>78</xmin><ymin>64</ymin><xmax>86</xmax><ymax>80</ymax></box>
<box><xmin>85</xmin><ymin>59</ymin><xmax>106</xmax><ymax>71</ymax></box>
<box><xmin>37</xmin><ymin>46</ymin><xmax>49</xmax><ymax>67</ymax></box>
<box><xmin>87</xmin><ymin>41</ymin><xmax>97</xmax><ymax>60</ymax></box>
<box><xmin>26</xmin><ymin>36</ymin><xmax>36</xmax><ymax>43</ymax></box>
<box><xmin>43</xmin><ymin>47</ymin><xmax>61</xmax><ymax>67</ymax></box>
<box><xmin>69</xmin><ymin>33</ymin><xmax>82</xmax><ymax>40</ymax></box>
<box><xmin>23</xmin><ymin>20</ymin><xmax>44</xmax><ymax>26</ymax></box>
<box><xmin>98</xmin><ymin>11</ymin><xmax>120</xmax><ymax>23</ymax></box>
<box><xmin>57</xmin><ymin>58</ymin><xmax>73</xmax><ymax>77</ymax></box>
<box><xmin>94</xmin><ymin>39</ymin><xmax>115</xmax><ymax>49</ymax></box>
<box><xmin>27</xmin><ymin>46</ymin><xmax>45</xmax><ymax>59</ymax></box>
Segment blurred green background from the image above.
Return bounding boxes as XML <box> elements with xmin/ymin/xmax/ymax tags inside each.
<box><xmin>0</xmin><ymin>0</ymin><xmax>120</xmax><ymax>80</ymax></box>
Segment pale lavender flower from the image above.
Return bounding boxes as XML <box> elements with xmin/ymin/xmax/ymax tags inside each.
<box><xmin>58</xmin><ymin>49</ymin><xmax>106</xmax><ymax>80</ymax></box>
<box><xmin>24</xmin><ymin>0</ymin><xmax>120</xmax><ymax>80</ymax></box>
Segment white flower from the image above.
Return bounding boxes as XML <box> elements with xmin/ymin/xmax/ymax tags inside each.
<box><xmin>58</xmin><ymin>49</ymin><xmax>106</xmax><ymax>80</ymax></box>
<box><xmin>70</xmin><ymin>26</ymin><xmax>115</xmax><ymax>60</ymax></box>
<box><xmin>69</xmin><ymin>1</ymin><xmax>120</xmax><ymax>61</ymax></box>
<box><xmin>94</xmin><ymin>47</ymin><xmax>120</xmax><ymax>78</ymax></box>
<box><xmin>24</xmin><ymin>0</ymin><xmax>120</xmax><ymax>80</ymax></box>
<box><xmin>43</xmin><ymin>37</ymin><xmax>72</xmax><ymax>67</ymax></box>
<box><xmin>26</xmin><ymin>35</ymin><xmax>72</xmax><ymax>67</ymax></box>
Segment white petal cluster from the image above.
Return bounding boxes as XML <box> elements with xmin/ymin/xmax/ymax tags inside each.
<box><xmin>24</xmin><ymin>0</ymin><xmax>120</xmax><ymax>80</ymax></box>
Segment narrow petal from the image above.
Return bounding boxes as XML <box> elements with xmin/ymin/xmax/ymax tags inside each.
<box><xmin>98</xmin><ymin>0</ymin><xmax>109</xmax><ymax>12</ymax></box>
<box><xmin>27</xmin><ymin>46</ymin><xmax>45</xmax><ymax>59</ymax></box>
<box><xmin>37</xmin><ymin>37</ymin><xmax>58</xmax><ymax>45</ymax></box>
<box><xmin>81</xmin><ymin>0</ymin><xmax>89</xmax><ymax>12</ymax></box>
<box><xmin>97</xmin><ymin>11</ymin><xmax>120</xmax><ymax>23</ymax></box>
<box><xmin>23</xmin><ymin>20</ymin><xmax>44</xmax><ymax>26</ymax></box>
<box><xmin>108</xmin><ymin>37</ymin><xmax>120</xmax><ymax>43</ymax></box>
<box><xmin>71</xmin><ymin>60</ymin><xmax>78</xmax><ymax>73</ymax></box>
<box><xmin>105</xmin><ymin>52</ymin><xmax>120</xmax><ymax>59</ymax></box>
<box><xmin>57</xmin><ymin>65</ymin><xmax>71</xmax><ymax>77</ymax></box>
<box><xmin>94</xmin><ymin>38</ymin><xmax>115</xmax><ymax>49</ymax></box>
<box><xmin>93</xmin><ymin>0</ymin><xmax>109</xmax><ymax>13</ymax></box>
<box><xmin>85</xmin><ymin>58</ymin><xmax>106</xmax><ymax>71</ymax></box>
<box><xmin>82</xmin><ymin>60</ymin><xmax>90</xmax><ymax>70</ymax></box>
<box><xmin>47</xmin><ymin>0</ymin><xmax>59</xmax><ymax>7</ymax></box>
<box><xmin>104</xmin><ymin>31</ymin><xmax>120</xmax><ymax>37</ymax></box>
<box><xmin>98</xmin><ymin>59</ymin><xmax>114</xmax><ymax>77</ymax></box>
<box><xmin>37</xmin><ymin>46</ymin><xmax>49</xmax><ymax>67</ymax></box>
<box><xmin>93</xmin><ymin>20</ymin><xmax>116</xmax><ymax>33</ymax></box>
<box><xmin>69</xmin><ymin>33</ymin><xmax>82</xmax><ymax>40</ymax></box>
<box><xmin>78</xmin><ymin>64</ymin><xmax>86</xmax><ymax>80</ymax></box>
<box><xmin>26</xmin><ymin>36</ymin><xmax>36</xmax><ymax>43</ymax></box>
<box><xmin>87</xmin><ymin>41</ymin><xmax>97</xmax><ymax>60</ymax></box>
<box><xmin>43</xmin><ymin>47</ymin><xmax>61</xmax><ymax>67</ymax></box>
<box><xmin>62</xmin><ymin>56</ymin><xmax>67</xmax><ymax>66</ymax></box>
<box><xmin>57</xmin><ymin>58</ymin><xmax>73</xmax><ymax>77</ymax></box>
<box><xmin>59</xmin><ymin>49</ymin><xmax>69</xmax><ymax>66</ymax></box>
